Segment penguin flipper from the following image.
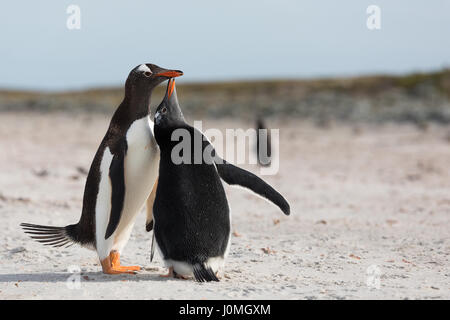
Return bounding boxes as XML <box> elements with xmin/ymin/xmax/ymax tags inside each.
<box><xmin>215</xmin><ymin>159</ymin><xmax>290</xmax><ymax>216</ymax></box>
<box><xmin>105</xmin><ymin>144</ymin><xmax>127</xmax><ymax>240</ymax></box>
<box><xmin>200</xmin><ymin>131</ymin><xmax>290</xmax><ymax>215</ymax></box>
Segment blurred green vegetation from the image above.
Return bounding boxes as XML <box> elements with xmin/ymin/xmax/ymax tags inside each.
<box><xmin>1</xmin><ymin>69</ymin><xmax>449</xmax><ymax>124</ymax></box>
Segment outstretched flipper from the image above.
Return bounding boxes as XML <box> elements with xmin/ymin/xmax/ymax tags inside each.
<box><xmin>200</xmin><ymin>129</ymin><xmax>290</xmax><ymax>215</ymax></box>
<box><xmin>105</xmin><ymin>140</ymin><xmax>127</xmax><ymax>239</ymax></box>
<box><xmin>215</xmin><ymin>160</ymin><xmax>290</xmax><ymax>215</ymax></box>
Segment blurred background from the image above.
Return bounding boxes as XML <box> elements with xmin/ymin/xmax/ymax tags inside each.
<box><xmin>0</xmin><ymin>0</ymin><xmax>449</xmax><ymax>124</ymax></box>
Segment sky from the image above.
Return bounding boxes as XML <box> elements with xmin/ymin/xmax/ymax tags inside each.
<box><xmin>0</xmin><ymin>1</ymin><xmax>449</xmax><ymax>91</ymax></box>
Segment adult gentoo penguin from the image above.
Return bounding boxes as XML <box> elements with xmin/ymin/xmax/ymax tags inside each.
<box><xmin>21</xmin><ymin>63</ymin><xmax>183</xmax><ymax>274</ymax></box>
<box><xmin>152</xmin><ymin>79</ymin><xmax>290</xmax><ymax>282</ymax></box>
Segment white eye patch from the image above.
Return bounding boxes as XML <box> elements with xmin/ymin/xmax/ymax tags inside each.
<box><xmin>136</xmin><ymin>64</ymin><xmax>151</xmax><ymax>73</ymax></box>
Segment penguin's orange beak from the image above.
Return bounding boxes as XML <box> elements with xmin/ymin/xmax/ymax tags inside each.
<box><xmin>156</xmin><ymin>70</ymin><xmax>183</xmax><ymax>78</ymax></box>
<box><xmin>167</xmin><ymin>78</ymin><xmax>176</xmax><ymax>99</ymax></box>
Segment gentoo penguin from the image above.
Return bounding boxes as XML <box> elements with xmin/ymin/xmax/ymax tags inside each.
<box><xmin>256</xmin><ymin>116</ymin><xmax>272</xmax><ymax>166</ymax></box>
<box><xmin>21</xmin><ymin>63</ymin><xmax>183</xmax><ymax>274</ymax></box>
<box><xmin>151</xmin><ymin>79</ymin><xmax>290</xmax><ymax>282</ymax></box>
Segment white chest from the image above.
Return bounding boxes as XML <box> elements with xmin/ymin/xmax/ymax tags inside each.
<box><xmin>121</xmin><ymin>117</ymin><xmax>160</xmax><ymax>221</ymax></box>
<box><xmin>125</xmin><ymin>117</ymin><xmax>159</xmax><ymax>173</ymax></box>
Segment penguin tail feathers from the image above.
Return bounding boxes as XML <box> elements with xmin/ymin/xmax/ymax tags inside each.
<box><xmin>192</xmin><ymin>264</ymin><xmax>220</xmax><ymax>282</ymax></box>
<box><xmin>20</xmin><ymin>223</ymin><xmax>78</xmax><ymax>248</ymax></box>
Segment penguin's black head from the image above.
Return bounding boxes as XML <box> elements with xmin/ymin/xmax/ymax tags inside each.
<box><xmin>125</xmin><ymin>63</ymin><xmax>183</xmax><ymax>96</ymax></box>
<box><xmin>154</xmin><ymin>78</ymin><xmax>185</xmax><ymax>129</ymax></box>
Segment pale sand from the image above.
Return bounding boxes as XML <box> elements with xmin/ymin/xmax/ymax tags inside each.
<box><xmin>0</xmin><ymin>113</ymin><xmax>449</xmax><ymax>299</ymax></box>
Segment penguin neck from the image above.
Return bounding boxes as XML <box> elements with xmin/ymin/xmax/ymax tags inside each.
<box><xmin>155</xmin><ymin>121</ymin><xmax>190</xmax><ymax>151</ymax></box>
<box><xmin>112</xmin><ymin>91</ymin><xmax>152</xmax><ymax>127</ymax></box>
<box><xmin>127</xmin><ymin>90</ymin><xmax>152</xmax><ymax>118</ymax></box>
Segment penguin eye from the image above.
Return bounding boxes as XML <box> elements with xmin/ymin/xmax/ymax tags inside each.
<box><xmin>161</xmin><ymin>107</ymin><xmax>167</xmax><ymax>114</ymax></box>
<box><xmin>144</xmin><ymin>71</ymin><xmax>152</xmax><ymax>77</ymax></box>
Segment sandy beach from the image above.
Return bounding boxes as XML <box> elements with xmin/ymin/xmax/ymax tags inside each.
<box><xmin>0</xmin><ymin>112</ymin><xmax>449</xmax><ymax>299</ymax></box>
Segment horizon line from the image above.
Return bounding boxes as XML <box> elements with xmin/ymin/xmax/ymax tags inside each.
<box><xmin>0</xmin><ymin>67</ymin><xmax>448</xmax><ymax>94</ymax></box>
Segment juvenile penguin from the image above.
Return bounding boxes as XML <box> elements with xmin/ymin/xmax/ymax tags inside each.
<box><xmin>21</xmin><ymin>63</ymin><xmax>183</xmax><ymax>274</ymax></box>
<box><xmin>152</xmin><ymin>79</ymin><xmax>290</xmax><ymax>282</ymax></box>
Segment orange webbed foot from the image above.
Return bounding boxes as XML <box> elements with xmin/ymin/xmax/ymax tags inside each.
<box><xmin>110</xmin><ymin>251</ymin><xmax>141</xmax><ymax>272</ymax></box>
<box><xmin>99</xmin><ymin>251</ymin><xmax>140</xmax><ymax>275</ymax></box>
